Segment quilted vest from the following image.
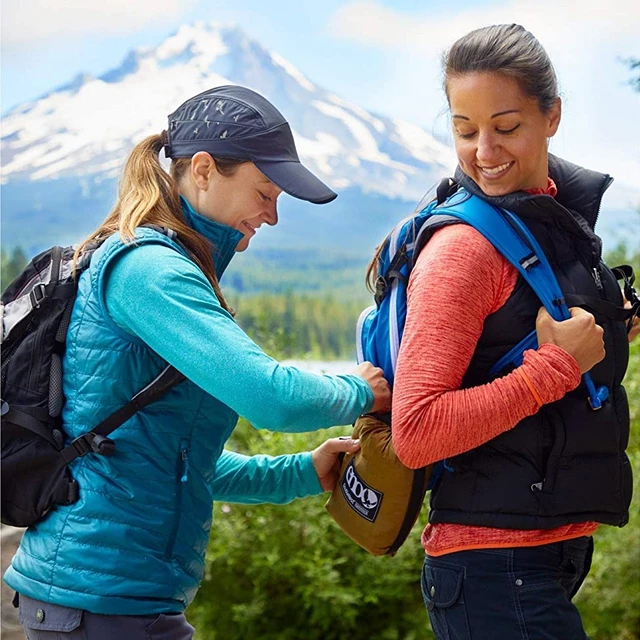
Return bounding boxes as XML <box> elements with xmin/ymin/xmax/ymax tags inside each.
<box><xmin>428</xmin><ymin>155</ymin><xmax>632</xmax><ymax>529</ymax></box>
<box><xmin>5</xmin><ymin>225</ymin><xmax>242</xmax><ymax>615</ymax></box>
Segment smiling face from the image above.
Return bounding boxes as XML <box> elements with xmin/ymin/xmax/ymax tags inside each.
<box><xmin>447</xmin><ymin>72</ymin><xmax>561</xmax><ymax>197</ymax></box>
<box><xmin>184</xmin><ymin>154</ymin><xmax>282</xmax><ymax>251</ymax></box>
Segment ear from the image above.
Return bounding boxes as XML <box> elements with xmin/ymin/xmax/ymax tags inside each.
<box><xmin>547</xmin><ymin>97</ymin><xmax>562</xmax><ymax>138</ymax></box>
<box><xmin>190</xmin><ymin>152</ymin><xmax>215</xmax><ymax>190</ymax></box>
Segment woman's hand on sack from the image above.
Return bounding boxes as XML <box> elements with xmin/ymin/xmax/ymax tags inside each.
<box><xmin>536</xmin><ymin>307</ymin><xmax>606</xmax><ymax>373</ymax></box>
<box><xmin>352</xmin><ymin>362</ymin><xmax>392</xmax><ymax>413</ymax></box>
<box><xmin>312</xmin><ymin>437</ymin><xmax>361</xmax><ymax>491</ymax></box>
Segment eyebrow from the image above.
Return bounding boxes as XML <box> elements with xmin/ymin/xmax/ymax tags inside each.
<box><xmin>452</xmin><ymin>109</ymin><xmax>521</xmax><ymax>121</ymax></box>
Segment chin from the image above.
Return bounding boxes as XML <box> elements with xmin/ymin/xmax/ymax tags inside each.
<box><xmin>479</xmin><ymin>183</ymin><xmax>513</xmax><ymax>197</ymax></box>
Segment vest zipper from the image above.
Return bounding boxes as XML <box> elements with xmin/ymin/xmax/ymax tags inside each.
<box><xmin>592</xmin><ymin>266</ymin><xmax>603</xmax><ymax>291</ymax></box>
<box><xmin>165</xmin><ymin>439</ymin><xmax>189</xmax><ymax>559</ymax></box>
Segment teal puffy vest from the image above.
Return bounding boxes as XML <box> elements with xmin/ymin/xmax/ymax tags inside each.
<box><xmin>5</xmin><ymin>229</ymin><xmax>237</xmax><ymax>615</ymax></box>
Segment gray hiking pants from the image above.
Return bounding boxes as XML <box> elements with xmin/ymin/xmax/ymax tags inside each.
<box><xmin>17</xmin><ymin>594</ymin><xmax>194</xmax><ymax>639</ymax></box>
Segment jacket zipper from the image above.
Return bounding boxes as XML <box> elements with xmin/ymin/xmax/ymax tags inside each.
<box><xmin>165</xmin><ymin>439</ymin><xmax>189</xmax><ymax>559</ymax></box>
<box><xmin>592</xmin><ymin>266</ymin><xmax>603</xmax><ymax>291</ymax></box>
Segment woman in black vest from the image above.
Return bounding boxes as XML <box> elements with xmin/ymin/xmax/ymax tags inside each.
<box><xmin>390</xmin><ymin>24</ymin><xmax>639</xmax><ymax>639</ymax></box>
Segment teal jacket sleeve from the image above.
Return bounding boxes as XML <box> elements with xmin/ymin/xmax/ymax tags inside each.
<box><xmin>104</xmin><ymin>243</ymin><xmax>373</xmax><ymax>431</ymax></box>
<box><xmin>209</xmin><ymin>450</ymin><xmax>323</xmax><ymax>503</ymax></box>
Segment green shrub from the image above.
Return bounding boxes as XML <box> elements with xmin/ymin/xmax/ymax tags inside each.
<box><xmin>188</xmin><ymin>346</ymin><xmax>640</xmax><ymax>639</ymax></box>
<box><xmin>188</xmin><ymin>426</ymin><xmax>433</xmax><ymax>640</ymax></box>
<box><xmin>576</xmin><ymin>341</ymin><xmax>640</xmax><ymax>640</ymax></box>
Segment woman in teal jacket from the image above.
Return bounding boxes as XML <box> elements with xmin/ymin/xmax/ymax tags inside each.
<box><xmin>5</xmin><ymin>85</ymin><xmax>390</xmax><ymax>639</ymax></box>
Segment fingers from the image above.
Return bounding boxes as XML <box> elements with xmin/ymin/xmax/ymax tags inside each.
<box><xmin>321</xmin><ymin>437</ymin><xmax>361</xmax><ymax>454</ymax></box>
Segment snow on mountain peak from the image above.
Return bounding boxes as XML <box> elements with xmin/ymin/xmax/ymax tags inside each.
<box><xmin>1</xmin><ymin>22</ymin><xmax>454</xmax><ymax>199</ymax></box>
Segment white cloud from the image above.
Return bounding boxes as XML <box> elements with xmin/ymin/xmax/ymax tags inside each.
<box><xmin>327</xmin><ymin>0</ymin><xmax>640</xmax><ymax>187</ymax></box>
<box><xmin>3</xmin><ymin>0</ymin><xmax>198</xmax><ymax>49</ymax></box>
<box><xmin>328</xmin><ymin>0</ymin><xmax>639</xmax><ymax>55</ymax></box>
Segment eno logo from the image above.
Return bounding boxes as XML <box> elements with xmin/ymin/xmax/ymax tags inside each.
<box><xmin>340</xmin><ymin>459</ymin><xmax>383</xmax><ymax>522</ymax></box>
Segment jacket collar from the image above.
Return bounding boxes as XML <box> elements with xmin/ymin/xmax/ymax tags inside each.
<box><xmin>180</xmin><ymin>195</ymin><xmax>243</xmax><ymax>278</ymax></box>
<box><xmin>454</xmin><ymin>154</ymin><xmax>613</xmax><ymax>230</ymax></box>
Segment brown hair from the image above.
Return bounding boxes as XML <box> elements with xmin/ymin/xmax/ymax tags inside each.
<box><xmin>74</xmin><ymin>133</ymin><xmax>247</xmax><ymax>314</ymax></box>
<box><xmin>443</xmin><ymin>24</ymin><xmax>559</xmax><ymax>113</ymax></box>
<box><xmin>366</xmin><ymin>25</ymin><xmax>559</xmax><ymax>290</ymax></box>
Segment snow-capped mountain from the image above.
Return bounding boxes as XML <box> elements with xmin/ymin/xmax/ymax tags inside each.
<box><xmin>2</xmin><ymin>21</ymin><xmax>637</xmax><ymax>259</ymax></box>
<box><xmin>2</xmin><ymin>22</ymin><xmax>455</xmax><ymax>199</ymax></box>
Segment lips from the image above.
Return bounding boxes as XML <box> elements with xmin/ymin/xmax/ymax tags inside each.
<box><xmin>242</xmin><ymin>221</ymin><xmax>257</xmax><ymax>234</ymax></box>
<box><xmin>477</xmin><ymin>161</ymin><xmax>514</xmax><ymax>179</ymax></box>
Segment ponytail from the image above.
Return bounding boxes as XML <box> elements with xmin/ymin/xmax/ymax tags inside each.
<box><xmin>74</xmin><ymin>134</ymin><xmax>234</xmax><ymax>314</ymax></box>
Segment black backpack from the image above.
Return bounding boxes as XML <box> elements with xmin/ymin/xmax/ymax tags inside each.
<box><xmin>1</xmin><ymin>235</ymin><xmax>186</xmax><ymax>527</ymax></box>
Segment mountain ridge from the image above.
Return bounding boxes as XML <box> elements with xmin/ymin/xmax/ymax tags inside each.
<box><xmin>2</xmin><ymin>21</ymin><xmax>638</xmax><ymax>256</ymax></box>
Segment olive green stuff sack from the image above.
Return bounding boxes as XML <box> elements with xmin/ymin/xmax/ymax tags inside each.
<box><xmin>325</xmin><ymin>414</ymin><xmax>431</xmax><ymax>556</ymax></box>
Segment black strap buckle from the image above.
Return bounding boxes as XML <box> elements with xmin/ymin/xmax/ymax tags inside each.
<box><xmin>29</xmin><ymin>283</ymin><xmax>47</xmax><ymax>309</ymax></box>
<box><xmin>89</xmin><ymin>433</ymin><xmax>116</xmax><ymax>456</ymax></box>
<box><xmin>374</xmin><ymin>276</ymin><xmax>388</xmax><ymax>306</ymax></box>
<box><xmin>68</xmin><ymin>432</ymin><xmax>116</xmax><ymax>459</ymax></box>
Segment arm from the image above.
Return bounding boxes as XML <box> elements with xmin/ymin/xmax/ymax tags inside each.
<box><xmin>391</xmin><ymin>224</ymin><xmax>581</xmax><ymax>469</ymax></box>
<box><xmin>209</xmin><ymin>450</ymin><xmax>322</xmax><ymax>504</ymax></box>
<box><xmin>104</xmin><ymin>244</ymin><xmax>373</xmax><ymax>432</ymax></box>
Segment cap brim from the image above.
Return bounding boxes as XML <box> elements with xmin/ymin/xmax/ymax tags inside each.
<box><xmin>255</xmin><ymin>160</ymin><xmax>337</xmax><ymax>204</ymax></box>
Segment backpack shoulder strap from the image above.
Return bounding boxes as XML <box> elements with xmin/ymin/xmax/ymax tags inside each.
<box><xmin>436</xmin><ymin>190</ymin><xmax>608</xmax><ymax>410</ymax></box>
<box><xmin>61</xmin><ymin>364</ymin><xmax>186</xmax><ymax>463</ymax></box>
<box><xmin>60</xmin><ymin>225</ymin><xmax>189</xmax><ymax>465</ymax></box>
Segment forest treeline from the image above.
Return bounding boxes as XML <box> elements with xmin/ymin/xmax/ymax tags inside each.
<box><xmin>3</xmin><ymin>243</ymin><xmax>639</xmax><ymax>360</ymax></box>
<box><xmin>1</xmin><ymin>246</ymin><xmax>368</xmax><ymax>359</ymax></box>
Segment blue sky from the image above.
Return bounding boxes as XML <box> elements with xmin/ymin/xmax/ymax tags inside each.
<box><xmin>3</xmin><ymin>0</ymin><xmax>639</xmax><ymax>188</ymax></box>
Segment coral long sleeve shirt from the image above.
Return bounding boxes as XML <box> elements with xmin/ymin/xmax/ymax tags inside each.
<box><xmin>391</xmin><ymin>184</ymin><xmax>598</xmax><ymax>556</ymax></box>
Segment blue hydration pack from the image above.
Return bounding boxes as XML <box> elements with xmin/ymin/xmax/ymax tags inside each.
<box><xmin>356</xmin><ymin>186</ymin><xmax>610</xmax><ymax>413</ymax></box>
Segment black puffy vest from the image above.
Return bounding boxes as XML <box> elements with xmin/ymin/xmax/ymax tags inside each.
<box><xmin>426</xmin><ymin>155</ymin><xmax>632</xmax><ymax>530</ymax></box>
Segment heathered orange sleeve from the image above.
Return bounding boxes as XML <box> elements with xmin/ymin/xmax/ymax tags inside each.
<box><xmin>391</xmin><ymin>223</ymin><xmax>582</xmax><ymax>470</ymax></box>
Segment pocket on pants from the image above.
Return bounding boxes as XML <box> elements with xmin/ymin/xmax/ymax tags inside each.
<box><xmin>18</xmin><ymin>594</ymin><xmax>83</xmax><ymax>638</ymax></box>
<box><xmin>421</xmin><ymin>560</ymin><xmax>471</xmax><ymax>640</ymax></box>
<box><xmin>144</xmin><ymin>612</ymin><xmax>194</xmax><ymax>640</ymax></box>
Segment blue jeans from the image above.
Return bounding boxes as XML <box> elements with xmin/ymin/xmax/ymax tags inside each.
<box><xmin>421</xmin><ymin>536</ymin><xmax>593</xmax><ymax>640</ymax></box>
<box><xmin>17</xmin><ymin>594</ymin><xmax>194</xmax><ymax>640</ymax></box>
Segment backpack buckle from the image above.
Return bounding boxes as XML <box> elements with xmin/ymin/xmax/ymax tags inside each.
<box><xmin>29</xmin><ymin>283</ymin><xmax>47</xmax><ymax>309</ymax></box>
<box><xmin>62</xmin><ymin>432</ymin><xmax>116</xmax><ymax>464</ymax></box>
<box><xmin>374</xmin><ymin>276</ymin><xmax>388</xmax><ymax>306</ymax></box>
<box><xmin>89</xmin><ymin>433</ymin><xmax>116</xmax><ymax>456</ymax></box>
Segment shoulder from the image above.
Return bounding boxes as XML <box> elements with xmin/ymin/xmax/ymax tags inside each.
<box><xmin>105</xmin><ymin>240</ymin><xmax>207</xmax><ymax>297</ymax></box>
<box><xmin>413</xmin><ymin>223</ymin><xmax>508</xmax><ymax>276</ymax></box>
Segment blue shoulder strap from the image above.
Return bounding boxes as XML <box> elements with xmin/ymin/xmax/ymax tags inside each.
<box><xmin>433</xmin><ymin>189</ymin><xmax>608</xmax><ymax>410</ymax></box>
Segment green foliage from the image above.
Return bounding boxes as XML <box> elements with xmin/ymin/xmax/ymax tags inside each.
<box><xmin>624</xmin><ymin>56</ymin><xmax>640</xmax><ymax>92</ymax></box>
<box><xmin>224</xmin><ymin>247</ymin><xmax>371</xmax><ymax>302</ymax></box>
<box><xmin>575</xmin><ymin>341</ymin><xmax>640</xmax><ymax>640</ymax></box>
<box><xmin>1</xmin><ymin>246</ymin><xmax>28</xmax><ymax>293</ymax></box>
<box><xmin>231</xmin><ymin>291</ymin><xmax>366</xmax><ymax>360</ymax></box>
<box><xmin>187</xmin><ymin>352</ymin><xmax>640</xmax><ymax>640</ymax></box>
<box><xmin>188</xmin><ymin>424</ymin><xmax>433</xmax><ymax>640</ymax></box>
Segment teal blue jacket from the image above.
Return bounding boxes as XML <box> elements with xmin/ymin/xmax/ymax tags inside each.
<box><xmin>4</xmin><ymin>199</ymin><xmax>372</xmax><ymax>615</ymax></box>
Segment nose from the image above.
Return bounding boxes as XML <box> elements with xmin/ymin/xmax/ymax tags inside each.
<box><xmin>475</xmin><ymin>130</ymin><xmax>501</xmax><ymax>164</ymax></box>
<box><xmin>265</xmin><ymin>202</ymin><xmax>278</xmax><ymax>226</ymax></box>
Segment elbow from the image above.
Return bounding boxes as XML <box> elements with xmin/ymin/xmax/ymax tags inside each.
<box><xmin>392</xmin><ymin>423</ymin><xmax>425</xmax><ymax>470</ymax></box>
<box><xmin>251</xmin><ymin>405</ymin><xmax>304</xmax><ymax>432</ymax></box>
